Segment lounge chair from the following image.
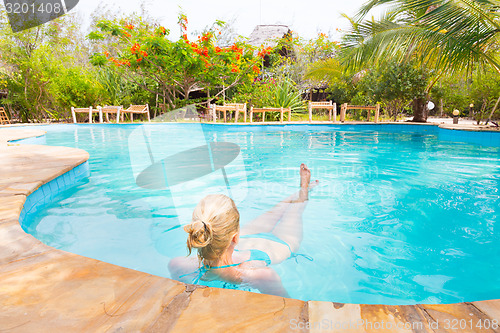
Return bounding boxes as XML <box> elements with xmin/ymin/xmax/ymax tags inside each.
<box><xmin>308</xmin><ymin>101</ymin><xmax>336</xmax><ymax>122</ymax></box>
<box><xmin>101</xmin><ymin>106</ymin><xmax>123</xmax><ymax>123</ymax></box>
<box><xmin>340</xmin><ymin>103</ymin><xmax>380</xmax><ymax>123</ymax></box>
<box><xmin>250</xmin><ymin>107</ymin><xmax>292</xmax><ymax>123</ymax></box>
<box><xmin>121</xmin><ymin>104</ymin><xmax>150</xmax><ymax>122</ymax></box>
<box><xmin>71</xmin><ymin>106</ymin><xmax>103</xmax><ymax>124</ymax></box>
<box><xmin>225</xmin><ymin>103</ymin><xmax>247</xmax><ymax>122</ymax></box>
<box><xmin>0</xmin><ymin>107</ymin><xmax>11</xmax><ymax>125</ymax></box>
<box><xmin>212</xmin><ymin>103</ymin><xmax>247</xmax><ymax>123</ymax></box>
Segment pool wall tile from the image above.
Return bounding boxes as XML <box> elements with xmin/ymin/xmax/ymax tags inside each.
<box><xmin>49</xmin><ymin>181</ymin><xmax>58</xmax><ymax>193</ymax></box>
<box><xmin>438</xmin><ymin>128</ymin><xmax>500</xmax><ymax>147</ymax></box>
<box><xmin>19</xmin><ymin>161</ymin><xmax>90</xmax><ymax>231</ymax></box>
<box><xmin>56</xmin><ymin>176</ymin><xmax>65</xmax><ymax>189</ymax></box>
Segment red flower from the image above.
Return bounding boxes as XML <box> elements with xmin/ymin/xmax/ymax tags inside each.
<box><xmin>137</xmin><ymin>58</ymin><xmax>142</xmax><ymax>62</ymax></box>
<box><xmin>104</xmin><ymin>51</ymin><xmax>110</xmax><ymax>58</ymax></box>
<box><xmin>141</xmin><ymin>51</ymin><xmax>148</xmax><ymax>57</ymax></box>
<box><xmin>215</xmin><ymin>46</ymin><xmax>222</xmax><ymax>53</ymax></box>
<box><xmin>125</xmin><ymin>24</ymin><xmax>134</xmax><ymax>30</ymax></box>
<box><xmin>252</xmin><ymin>65</ymin><xmax>260</xmax><ymax>74</ymax></box>
<box><xmin>131</xmin><ymin>43</ymin><xmax>141</xmax><ymax>54</ymax></box>
<box><xmin>257</xmin><ymin>46</ymin><xmax>273</xmax><ymax>58</ymax></box>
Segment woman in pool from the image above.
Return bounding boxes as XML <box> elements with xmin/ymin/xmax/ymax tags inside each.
<box><xmin>168</xmin><ymin>164</ymin><xmax>317</xmax><ymax>297</ymax></box>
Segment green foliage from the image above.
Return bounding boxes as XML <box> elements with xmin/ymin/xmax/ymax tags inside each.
<box><xmin>265</xmin><ymin>78</ymin><xmax>306</xmax><ymax>112</ymax></box>
<box><xmin>0</xmin><ymin>8</ymin><xmax>107</xmax><ymax>122</ymax></box>
<box><xmin>320</xmin><ymin>61</ymin><xmax>428</xmax><ymax>120</ymax></box>
<box><xmin>369</xmin><ymin>62</ymin><xmax>428</xmax><ymax>120</ymax></box>
<box><xmin>229</xmin><ymin>75</ymin><xmax>305</xmax><ymax>122</ymax></box>
<box><xmin>431</xmin><ymin>68</ymin><xmax>500</xmax><ymax>121</ymax></box>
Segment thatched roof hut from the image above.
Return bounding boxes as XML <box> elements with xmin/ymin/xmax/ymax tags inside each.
<box><xmin>248</xmin><ymin>25</ymin><xmax>291</xmax><ymax>48</ymax></box>
<box><xmin>248</xmin><ymin>25</ymin><xmax>295</xmax><ymax>66</ymax></box>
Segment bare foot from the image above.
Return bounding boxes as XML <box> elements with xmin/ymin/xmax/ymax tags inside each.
<box><xmin>298</xmin><ymin>164</ymin><xmax>317</xmax><ymax>202</ymax></box>
<box><xmin>300</xmin><ymin>163</ymin><xmax>311</xmax><ymax>189</ymax></box>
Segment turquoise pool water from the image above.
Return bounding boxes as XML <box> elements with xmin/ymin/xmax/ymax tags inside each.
<box><xmin>20</xmin><ymin>124</ymin><xmax>500</xmax><ymax>305</ymax></box>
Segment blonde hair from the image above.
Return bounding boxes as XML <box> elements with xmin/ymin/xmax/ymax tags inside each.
<box><xmin>184</xmin><ymin>194</ymin><xmax>240</xmax><ymax>262</ymax></box>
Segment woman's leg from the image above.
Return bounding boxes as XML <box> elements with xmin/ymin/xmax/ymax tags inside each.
<box><xmin>240</xmin><ymin>165</ymin><xmax>318</xmax><ymax>236</ymax></box>
<box><xmin>271</xmin><ymin>164</ymin><xmax>313</xmax><ymax>253</ymax></box>
<box><xmin>238</xmin><ymin>164</ymin><xmax>316</xmax><ymax>264</ymax></box>
<box><xmin>240</xmin><ymin>192</ymin><xmax>299</xmax><ymax>235</ymax></box>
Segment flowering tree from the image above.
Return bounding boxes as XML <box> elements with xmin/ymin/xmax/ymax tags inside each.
<box><xmin>89</xmin><ymin>15</ymin><xmax>269</xmax><ymax>110</ymax></box>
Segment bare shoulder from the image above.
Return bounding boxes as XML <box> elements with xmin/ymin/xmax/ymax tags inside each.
<box><xmin>168</xmin><ymin>256</ymin><xmax>199</xmax><ymax>280</ymax></box>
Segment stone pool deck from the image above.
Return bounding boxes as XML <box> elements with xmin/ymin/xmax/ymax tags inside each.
<box><xmin>1</xmin><ymin>127</ymin><xmax>499</xmax><ymax>332</ymax></box>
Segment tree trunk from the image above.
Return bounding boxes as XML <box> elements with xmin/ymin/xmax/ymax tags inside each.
<box><xmin>411</xmin><ymin>97</ymin><xmax>428</xmax><ymax>122</ymax></box>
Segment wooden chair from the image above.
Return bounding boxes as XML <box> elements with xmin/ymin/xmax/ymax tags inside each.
<box><xmin>212</xmin><ymin>103</ymin><xmax>246</xmax><ymax>123</ymax></box>
<box><xmin>121</xmin><ymin>104</ymin><xmax>150</xmax><ymax>122</ymax></box>
<box><xmin>308</xmin><ymin>101</ymin><xmax>336</xmax><ymax>122</ymax></box>
<box><xmin>71</xmin><ymin>106</ymin><xmax>103</xmax><ymax>124</ymax></box>
<box><xmin>340</xmin><ymin>103</ymin><xmax>380</xmax><ymax>123</ymax></box>
<box><xmin>250</xmin><ymin>107</ymin><xmax>292</xmax><ymax>123</ymax></box>
<box><xmin>225</xmin><ymin>103</ymin><xmax>247</xmax><ymax>122</ymax></box>
<box><xmin>101</xmin><ymin>106</ymin><xmax>123</xmax><ymax>123</ymax></box>
<box><xmin>0</xmin><ymin>107</ymin><xmax>11</xmax><ymax>125</ymax></box>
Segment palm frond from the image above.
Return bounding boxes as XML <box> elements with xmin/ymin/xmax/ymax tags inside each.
<box><xmin>342</xmin><ymin>0</ymin><xmax>500</xmax><ymax>74</ymax></box>
<box><xmin>305</xmin><ymin>58</ymin><xmax>342</xmax><ymax>82</ymax></box>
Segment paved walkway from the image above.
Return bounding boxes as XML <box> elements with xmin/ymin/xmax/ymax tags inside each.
<box><xmin>0</xmin><ymin>128</ymin><xmax>499</xmax><ymax>332</ymax></box>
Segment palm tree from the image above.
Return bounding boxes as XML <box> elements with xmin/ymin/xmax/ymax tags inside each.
<box><xmin>340</xmin><ymin>0</ymin><xmax>500</xmax><ymax>121</ymax></box>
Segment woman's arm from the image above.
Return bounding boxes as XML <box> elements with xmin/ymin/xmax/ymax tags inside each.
<box><xmin>245</xmin><ymin>267</ymin><xmax>289</xmax><ymax>298</ymax></box>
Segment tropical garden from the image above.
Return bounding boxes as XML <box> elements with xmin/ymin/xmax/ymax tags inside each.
<box><xmin>0</xmin><ymin>0</ymin><xmax>499</xmax><ymax>123</ymax></box>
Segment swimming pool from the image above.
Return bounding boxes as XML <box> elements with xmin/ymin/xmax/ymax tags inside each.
<box><xmin>19</xmin><ymin>124</ymin><xmax>500</xmax><ymax>305</ymax></box>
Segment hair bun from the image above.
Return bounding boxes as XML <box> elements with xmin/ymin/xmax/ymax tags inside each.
<box><xmin>184</xmin><ymin>219</ymin><xmax>213</xmax><ymax>249</ymax></box>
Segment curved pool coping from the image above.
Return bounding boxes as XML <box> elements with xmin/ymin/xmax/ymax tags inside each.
<box><xmin>1</xmin><ymin>125</ymin><xmax>499</xmax><ymax>332</ymax></box>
